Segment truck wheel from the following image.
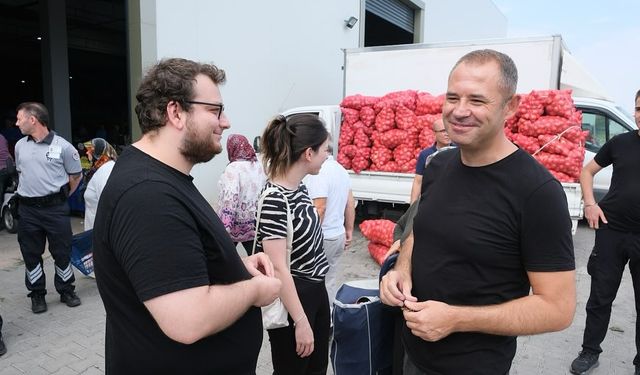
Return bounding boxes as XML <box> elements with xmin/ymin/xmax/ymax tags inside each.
<box><xmin>2</xmin><ymin>206</ymin><xmax>18</xmax><ymax>233</ymax></box>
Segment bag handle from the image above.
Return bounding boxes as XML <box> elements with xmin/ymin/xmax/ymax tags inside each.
<box><xmin>251</xmin><ymin>186</ymin><xmax>293</xmax><ymax>266</ymax></box>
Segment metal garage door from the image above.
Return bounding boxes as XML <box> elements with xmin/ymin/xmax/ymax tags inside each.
<box><xmin>366</xmin><ymin>0</ymin><xmax>414</xmax><ymax>33</ymax></box>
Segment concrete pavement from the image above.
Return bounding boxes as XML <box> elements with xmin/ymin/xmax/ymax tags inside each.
<box><xmin>0</xmin><ymin>218</ymin><xmax>637</xmax><ymax>374</ymax></box>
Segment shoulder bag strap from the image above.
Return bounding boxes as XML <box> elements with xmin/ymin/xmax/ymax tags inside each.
<box><xmin>251</xmin><ymin>186</ymin><xmax>293</xmax><ymax>267</ymax></box>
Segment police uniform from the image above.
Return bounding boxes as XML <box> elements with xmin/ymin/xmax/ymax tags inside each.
<box><xmin>15</xmin><ymin>131</ymin><xmax>82</xmax><ymax>297</ymax></box>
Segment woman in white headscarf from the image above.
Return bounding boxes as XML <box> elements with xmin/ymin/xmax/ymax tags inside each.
<box><xmin>83</xmin><ymin>138</ymin><xmax>117</xmax><ymax>231</ymax></box>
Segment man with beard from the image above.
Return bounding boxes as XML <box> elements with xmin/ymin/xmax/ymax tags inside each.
<box><xmin>380</xmin><ymin>50</ymin><xmax>576</xmax><ymax>374</ymax></box>
<box><xmin>93</xmin><ymin>58</ymin><xmax>281</xmax><ymax>374</ymax></box>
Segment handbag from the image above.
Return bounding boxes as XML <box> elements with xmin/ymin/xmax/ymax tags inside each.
<box><xmin>70</xmin><ymin>229</ymin><xmax>94</xmax><ymax>276</ymax></box>
<box><xmin>331</xmin><ymin>279</ymin><xmax>394</xmax><ymax>375</ymax></box>
<box><xmin>251</xmin><ymin>186</ymin><xmax>293</xmax><ymax>329</ymax></box>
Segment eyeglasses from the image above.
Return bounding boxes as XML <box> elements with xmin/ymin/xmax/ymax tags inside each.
<box><xmin>434</xmin><ymin>129</ymin><xmax>448</xmax><ymax>133</ymax></box>
<box><xmin>185</xmin><ymin>100</ymin><xmax>225</xmax><ymax>119</ymax></box>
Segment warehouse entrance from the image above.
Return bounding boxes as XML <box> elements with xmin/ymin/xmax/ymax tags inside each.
<box><xmin>0</xmin><ymin>0</ymin><xmax>129</xmax><ymax>149</ymax></box>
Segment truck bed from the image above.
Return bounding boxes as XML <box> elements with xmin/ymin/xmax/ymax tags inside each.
<box><xmin>349</xmin><ymin>170</ymin><xmax>583</xmax><ymax>234</ymax></box>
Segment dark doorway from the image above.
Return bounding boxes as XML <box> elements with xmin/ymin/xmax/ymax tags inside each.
<box><xmin>364</xmin><ymin>10</ymin><xmax>414</xmax><ymax>47</ymax></box>
<box><xmin>0</xmin><ymin>0</ymin><xmax>128</xmax><ymax>150</ymax></box>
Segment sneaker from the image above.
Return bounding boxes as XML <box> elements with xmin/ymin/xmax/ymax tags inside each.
<box><xmin>60</xmin><ymin>291</ymin><xmax>81</xmax><ymax>307</ymax></box>
<box><xmin>570</xmin><ymin>350</ymin><xmax>599</xmax><ymax>374</ymax></box>
<box><xmin>31</xmin><ymin>294</ymin><xmax>47</xmax><ymax>314</ymax></box>
<box><xmin>0</xmin><ymin>333</ymin><xmax>6</xmax><ymax>356</ymax></box>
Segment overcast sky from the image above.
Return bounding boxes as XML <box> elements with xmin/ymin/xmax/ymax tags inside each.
<box><xmin>492</xmin><ymin>0</ymin><xmax>640</xmax><ymax>112</ymax></box>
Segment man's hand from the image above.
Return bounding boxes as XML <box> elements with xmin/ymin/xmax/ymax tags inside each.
<box><xmin>251</xmin><ymin>275</ymin><xmax>281</xmax><ymax>307</ymax></box>
<box><xmin>380</xmin><ymin>269</ymin><xmax>416</xmax><ymax>307</ymax></box>
<box><xmin>345</xmin><ymin>230</ymin><xmax>353</xmax><ymax>248</ymax></box>
<box><xmin>403</xmin><ymin>300</ymin><xmax>457</xmax><ymax>342</ymax></box>
<box><xmin>584</xmin><ymin>204</ymin><xmax>607</xmax><ymax>229</ymax></box>
<box><xmin>384</xmin><ymin>240</ymin><xmax>401</xmax><ymax>259</ymax></box>
<box><xmin>243</xmin><ymin>253</ymin><xmax>275</xmax><ymax>277</ymax></box>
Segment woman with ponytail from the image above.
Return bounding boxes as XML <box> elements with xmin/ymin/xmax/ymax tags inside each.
<box><xmin>255</xmin><ymin>114</ymin><xmax>330</xmax><ymax>374</ymax></box>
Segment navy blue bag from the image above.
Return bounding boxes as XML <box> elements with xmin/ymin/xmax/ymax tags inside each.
<box><xmin>70</xmin><ymin>229</ymin><xmax>94</xmax><ymax>276</ymax></box>
<box><xmin>330</xmin><ymin>277</ymin><xmax>394</xmax><ymax>375</ymax></box>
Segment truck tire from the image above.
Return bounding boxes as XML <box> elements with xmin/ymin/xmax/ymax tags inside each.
<box><xmin>2</xmin><ymin>206</ymin><xmax>18</xmax><ymax>234</ymax></box>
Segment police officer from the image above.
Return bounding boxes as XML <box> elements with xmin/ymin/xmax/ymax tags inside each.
<box><xmin>15</xmin><ymin>102</ymin><xmax>82</xmax><ymax>314</ymax></box>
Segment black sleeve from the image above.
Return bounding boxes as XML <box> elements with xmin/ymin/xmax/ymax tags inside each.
<box><xmin>593</xmin><ymin>136</ymin><xmax>615</xmax><ymax>168</ymax></box>
<box><xmin>521</xmin><ymin>179</ymin><xmax>575</xmax><ymax>272</ymax></box>
<box><xmin>394</xmin><ymin>200</ymin><xmax>419</xmax><ymax>244</ymax></box>
<box><xmin>110</xmin><ymin>182</ymin><xmax>210</xmax><ymax>301</ymax></box>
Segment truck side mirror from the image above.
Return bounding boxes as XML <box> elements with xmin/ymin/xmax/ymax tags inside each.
<box><xmin>253</xmin><ymin>136</ymin><xmax>261</xmax><ymax>154</ymax></box>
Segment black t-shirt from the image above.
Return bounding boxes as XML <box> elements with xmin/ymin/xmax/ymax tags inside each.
<box><xmin>594</xmin><ymin>130</ymin><xmax>640</xmax><ymax>232</ymax></box>
<box><xmin>93</xmin><ymin>146</ymin><xmax>262</xmax><ymax>375</ymax></box>
<box><xmin>406</xmin><ymin>148</ymin><xmax>575</xmax><ymax>375</ymax></box>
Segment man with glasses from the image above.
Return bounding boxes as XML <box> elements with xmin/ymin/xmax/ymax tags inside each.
<box><xmin>93</xmin><ymin>58</ymin><xmax>281</xmax><ymax>374</ymax></box>
<box><xmin>410</xmin><ymin>117</ymin><xmax>453</xmax><ymax>203</ymax></box>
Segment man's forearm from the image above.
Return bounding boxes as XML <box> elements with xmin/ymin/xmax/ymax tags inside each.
<box><xmin>68</xmin><ymin>173</ymin><xmax>82</xmax><ymax>195</ymax></box>
<box><xmin>145</xmin><ymin>279</ymin><xmax>260</xmax><ymax>344</ymax></box>
<box><xmin>344</xmin><ymin>191</ymin><xmax>355</xmax><ymax>233</ymax></box>
<box><xmin>579</xmin><ymin>169</ymin><xmax>596</xmax><ymax>205</ymax></box>
<box><xmin>410</xmin><ymin>176</ymin><xmax>421</xmax><ymax>203</ymax></box>
<box><xmin>395</xmin><ymin>231</ymin><xmax>414</xmax><ymax>274</ymax></box>
<box><xmin>451</xmin><ymin>272</ymin><xmax>576</xmax><ymax>336</ymax></box>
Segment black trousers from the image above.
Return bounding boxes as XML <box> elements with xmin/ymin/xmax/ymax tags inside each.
<box><xmin>582</xmin><ymin>226</ymin><xmax>640</xmax><ymax>365</ymax></box>
<box><xmin>268</xmin><ymin>278</ymin><xmax>330</xmax><ymax>375</ymax></box>
<box><xmin>17</xmin><ymin>202</ymin><xmax>75</xmax><ymax>296</ymax></box>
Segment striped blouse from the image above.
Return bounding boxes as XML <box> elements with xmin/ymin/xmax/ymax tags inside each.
<box><xmin>255</xmin><ymin>181</ymin><xmax>329</xmax><ymax>282</ymax></box>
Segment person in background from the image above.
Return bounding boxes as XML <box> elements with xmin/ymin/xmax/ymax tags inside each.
<box><xmin>380</xmin><ymin>49</ymin><xmax>576</xmax><ymax>375</ymax></box>
<box><xmin>83</xmin><ymin>138</ymin><xmax>118</xmax><ymax>231</ymax></box>
<box><xmin>409</xmin><ymin>117</ymin><xmax>452</xmax><ymax>203</ymax></box>
<box><xmin>93</xmin><ymin>58</ymin><xmax>281</xmax><ymax>374</ymax></box>
<box><xmin>216</xmin><ymin>134</ymin><xmax>266</xmax><ymax>254</ymax></box>
<box><xmin>256</xmin><ymin>114</ymin><xmax>331</xmax><ymax>374</ymax></box>
<box><xmin>15</xmin><ymin>102</ymin><xmax>83</xmax><ymax>314</ymax></box>
<box><xmin>2</xmin><ymin>113</ymin><xmax>22</xmax><ymax>158</ymax></box>
<box><xmin>569</xmin><ymin>89</ymin><xmax>640</xmax><ymax>375</ymax></box>
<box><xmin>0</xmin><ymin>313</ymin><xmax>6</xmax><ymax>357</ymax></box>
<box><xmin>0</xmin><ymin>133</ymin><xmax>12</xmax><ymax>198</ymax></box>
<box><xmin>304</xmin><ymin>143</ymin><xmax>355</xmax><ymax>307</ymax></box>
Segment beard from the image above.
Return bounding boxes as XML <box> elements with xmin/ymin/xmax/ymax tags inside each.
<box><xmin>179</xmin><ymin>118</ymin><xmax>221</xmax><ymax>164</ymax></box>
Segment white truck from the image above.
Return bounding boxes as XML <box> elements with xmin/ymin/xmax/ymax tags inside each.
<box><xmin>281</xmin><ymin>36</ymin><xmax>636</xmax><ymax>232</ymax></box>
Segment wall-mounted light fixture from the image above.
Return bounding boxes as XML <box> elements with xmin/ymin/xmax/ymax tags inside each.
<box><xmin>344</xmin><ymin>16</ymin><xmax>358</xmax><ymax>29</ymax></box>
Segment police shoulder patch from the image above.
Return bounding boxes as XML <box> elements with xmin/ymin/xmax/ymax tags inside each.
<box><xmin>72</xmin><ymin>151</ymin><xmax>80</xmax><ymax>160</ymax></box>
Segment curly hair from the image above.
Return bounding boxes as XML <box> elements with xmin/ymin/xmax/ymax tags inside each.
<box><xmin>134</xmin><ymin>58</ymin><xmax>226</xmax><ymax>134</ymax></box>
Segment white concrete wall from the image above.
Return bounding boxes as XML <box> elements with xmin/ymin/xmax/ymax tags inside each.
<box><xmin>423</xmin><ymin>0</ymin><xmax>506</xmax><ymax>43</ymax></box>
<box><xmin>142</xmin><ymin>0</ymin><xmax>505</xmax><ymax>204</ymax></box>
<box><xmin>153</xmin><ymin>0</ymin><xmax>361</xmax><ymax>204</ymax></box>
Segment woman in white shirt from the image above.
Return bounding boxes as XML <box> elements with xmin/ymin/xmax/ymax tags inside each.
<box><xmin>83</xmin><ymin>138</ymin><xmax>117</xmax><ymax>231</ymax></box>
<box><xmin>216</xmin><ymin>134</ymin><xmax>266</xmax><ymax>254</ymax></box>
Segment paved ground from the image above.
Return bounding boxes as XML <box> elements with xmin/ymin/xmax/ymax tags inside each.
<box><xmin>0</xmin><ymin>217</ymin><xmax>636</xmax><ymax>374</ymax></box>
